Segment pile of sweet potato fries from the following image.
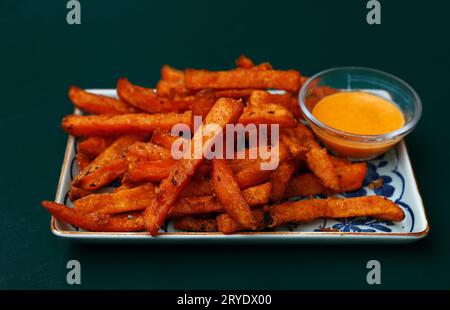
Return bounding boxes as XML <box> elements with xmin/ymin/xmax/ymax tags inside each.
<box><xmin>42</xmin><ymin>56</ymin><xmax>405</xmax><ymax>235</ymax></box>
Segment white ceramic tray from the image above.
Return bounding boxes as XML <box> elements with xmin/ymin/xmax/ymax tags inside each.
<box><xmin>50</xmin><ymin>89</ymin><xmax>429</xmax><ymax>243</ymax></box>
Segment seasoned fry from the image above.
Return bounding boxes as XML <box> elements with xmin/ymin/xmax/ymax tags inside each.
<box><xmin>161</xmin><ymin>65</ymin><xmax>184</xmax><ymax>82</ymax></box>
<box><xmin>211</xmin><ymin>159</ymin><xmax>256</xmax><ymax>230</ymax></box>
<box><xmin>174</xmin><ymin>216</ymin><xmax>217</xmax><ymax>232</ymax></box>
<box><xmin>117</xmin><ymin>78</ymin><xmax>193</xmax><ymax>113</ymax></box>
<box><xmin>73</xmin><ymin>135</ymin><xmax>143</xmax><ymax>190</ymax></box>
<box><xmin>285</xmin><ymin>173</ymin><xmax>329</xmax><ymax>198</ymax></box>
<box><xmin>191</xmin><ymin>88</ymin><xmax>217</xmax><ymax>124</ymax></box>
<box><xmin>217</xmin><ymin>208</ymin><xmax>267</xmax><ymax>234</ymax></box>
<box><xmin>42</xmin><ymin>201</ymin><xmax>145</xmax><ymax>232</ymax></box>
<box><xmin>233</xmin><ymin>142</ymin><xmax>291</xmax><ymax>189</ymax></box>
<box><xmin>214</xmin><ymin>89</ymin><xmax>256</xmax><ymax>99</ymax></box>
<box><xmin>171</xmin><ymin>182</ymin><xmax>272</xmax><ymax>218</ymax></box>
<box><xmin>269</xmin><ymin>159</ymin><xmax>298</xmax><ymax>202</ymax></box>
<box><xmin>267</xmin><ymin>196</ymin><xmax>405</xmax><ymax>227</ymax></box>
<box><xmin>249</xmin><ymin>90</ymin><xmax>301</xmax><ymax>118</ymax></box>
<box><xmin>238</xmin><ymin>103</ymin><xmax>297</xmax><ymax>128</ymax></box>
<box><xmin>76</xmin><ymin>152</ymin><xmax>91</xmax><ymax>171</ymax></box>
<box><xmin>127</xmin><ymin>142</ymin><xmax>172</xmax><ymax>162</ymax></box>
<box><xmin>74</xmin><ymin>183</ymin><xmax>156</xmax><ymax>215</ymax></box>
<box><xmin>306</xmin><ymin>147</ymin><xmax>340</xmax><ymax>191</ymax></box>
<box><xmin>144</xmin><ymin>98</ymin><xmax>244</xmax><ymax>235</ymax></box>
<box><xmin>69</xmin><ymin>86</ymin><xmax>135</xmax><ymax>114</ymax></box>
<box><xmin>184</xmin><ymin>68</ymin><xmax>302</xmax><ymax>92</ymax></box>
<box><xmin>126</xmin><ymin>159</ymin><xmax>177</xmax><ymax>182</ymax></box>
<box><xmin>180</xmin><ymin>178</ymin><xmax>212</xmax><ymax>197</ymax></box>
<box><xmin>61</xmin><ymin>112</ymin><xmax>191</xmax><ymax>136</ymax></box>
<box><xmin>78</xmin><ymin>137</ymin><xmax>114</xmax><ymax>158</ymax></box>
<box><xmin>280</xmin><ymin>128</ymin><xmax>308</xmax><ymax>159</ymax></box>
<box><xmin>150</xmin><ymin>130</ymin><xmax>187</xmax><ymax>150</ymax></box>
<box><xmin>156</xmin><ymin>80</ymin><xmax>194</xmax><ymax>98</ymax></box>
<box><xmin>68</xmin><ymin>186</ymin><xmax>92</xmax><ymax>201</ymax></box>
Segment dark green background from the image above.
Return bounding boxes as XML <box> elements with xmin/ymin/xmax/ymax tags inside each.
<box><xmin>1</xmin><ymin>0</ymin><xmax>449</xmax><ymax>289</ymax></box>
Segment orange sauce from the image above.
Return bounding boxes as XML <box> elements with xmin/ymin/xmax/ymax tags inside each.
<box><xmin>311</xmin><ymin>91</ymin><xmax>405</xmax><ymax>159</ymax></box>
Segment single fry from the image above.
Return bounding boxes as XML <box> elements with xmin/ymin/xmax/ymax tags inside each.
<box><xmin>117</xmin><ymin>78</ymin><xmax>193</xmax><ymax>113</ymax></box>
<box><xmin>211</xmin><ymin>159</ymin><xmax>256</xmax><ymax>230</ymax></box>
<box><xmin>238</xmin><ymin>103</ymin><xmax>297</xmax><ymax>128</ymax></box>
<box><xmin>267</xmin><ymin>196</ymin><xmax>405</xmax><ymax>227</ymax></box>
<box><xmin>74</xmin><ymin>183</ymin><xmax>156</xmax><ymax>215</ymax></box>
<box><xmin>249</xmin><ymin>90</ymin><xmax>301</xmax><ymax>118</ymax></box>
<box><xmin>73</xmin><ymin>135</ymin><xmax>143</xmax><ymax>190</ymax></box>
<box><xmin>269</xmin><ymin>159</ymin><xmax>298</xmax><ymax>202</ymax></box>
<box><xmin>61</xmin><ymin>112</ymin><xmax>191</xmax><ymax>136</ymax></box>
<box><xmin>144</xmin><ymin>98</ymin><xmax>244</xmax><ymax>235</ymax></box>
<box><xmin>173</xmin><ymin>216</ymin><xmax>217</xmax><ymax>232</ymax></box>
<box><xmin>184</xmin><ymin>68</ymin><xmax>302</xmax><ymax>92</ymax></box>
<box><xmin>191</xmin><ymin>88</ymin><xmax>217</xmax><ymax>124</ymax></box>
<box><xmin>216</xmin><ymin>208</ymin><xmax>267</xmax><ymax>234</ymax></box>
<box><xmin>78</xmin><ymin>137</ymin><xmax>114</xmax><ymax>158</ymax></box>
<box><xmin>125</xmin><ymin>159</ymin><xmax>177</xmax><ymax>182</ymax></box>
<box><xmin>127</xmin><ymin>142</ymin><xmax>172</xmax><ymax>162</ymax></box>
<box><xmin>161</xmin><ymin>65</ymin><xmax>184</xmax><ymax>82</ymax></box>
<box><xmin>42</xmin><ymin>201</ymin><xmax>145</xmax><ymax>232</ymax></box>
<box><xmin>69</xmin><ymin>86</ymin><xmax>135</xmax><ymax>114</ymax></box>
<box><xmin>156</xmin><ymin>80</ymin><xmax>194</xmax><ymax>98</ymax></box>
<box><xmin>151</xmin><ymin>130</ymin><xmax>186</xmax><ymax>150</ymax></box>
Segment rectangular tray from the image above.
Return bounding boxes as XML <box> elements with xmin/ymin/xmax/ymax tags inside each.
<box><xmin>50</xmin><ymin>89</ymin><xmax>429</xmax><ymax>244</ymax></box>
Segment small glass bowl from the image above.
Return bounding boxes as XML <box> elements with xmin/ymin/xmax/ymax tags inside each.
<box><xmin>299</xmin><ymin>67</ymin><xmax>422</xmax><ymax>160</ymax></box>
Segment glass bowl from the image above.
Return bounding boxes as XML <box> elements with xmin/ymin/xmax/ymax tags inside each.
<box><xmin>299</xmin><ymin>67</ymin><xmax>422</xmax><ymax>160</ymax></box>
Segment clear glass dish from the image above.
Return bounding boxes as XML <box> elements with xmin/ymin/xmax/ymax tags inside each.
<box><xmin>299</xmin><ymin>67</ymin><xmax>422</xmax><ymax>160</ymax></box>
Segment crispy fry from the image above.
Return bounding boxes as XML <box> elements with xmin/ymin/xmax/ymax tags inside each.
<box><xmin>191</xmin><ymin>88</ymin><xmax>217</xmax><ymax>124</ymax></box>
<box><xmin>180</xmin><ymin>178</ymin><xmax>212</xmax><ymax>197</ymax></box>
<box><xmin>184</xmin><ymin>69</ymin><xmax>302</xmax><ymax>92</ymax></box>
<box><xmin>76</xmin><ymin>152</ymin><xmax>91</xmax><ymax>171</ymax></box>
<box><xmin>73</xmin><ymin>135</ymin><xmax>143</xmax><ymax>190</ymax></box>
<box><xmin>285</xmin><ymin>173</ymin><xmax>328</xmax><ymax>198</ymax></box>
<box><xmin>156</xmin><ymin>80</ymin><xmax>194</xmax><ymax>98</ymax></box>
<box><xmin>126</xmin><ymin>159</ymin><xmax>177</xmax><ymax>182</ymax></box>
<box><xmin>161</xmin><ymin>65</ymin><xmax>184</xmax><ymax>81</ymax></box>
<box><xmin>74</xmin><ymin>183</ymin><xmax>156</xmax><ymax>215</ymax></box>
<box><xmin>280</xmin><ymin>129</ymin><xmax>308</xmax><ymax>159</ymax></box>
<box><xmin>68</xmin><ymin>86</ymin><xmax>135</xmax><ymax>114</ymax></box>
<box><xmin>171</xmin><ymin>182</ymin><xmax>272</xmax><ymax>218</ymax></box>
<box><xmin>233</xmin><ymin>142</ymin><xmax>291</xmax><ymax>189</ymax></box>
<box><xmin>216</xmin><ymin>208</ymin><xmax>267</xmax><ymax>234</ymax></box>
<box><xmin>269</xmin><ymin>159</ymin><xmax>298</xmax><ymax>202</ymax></box>
<box><xmin>306</xmin><ymin>147</ymin><xmax>340</xmax><ymax>191</ymax></box>
<box><xmin>61</xmin><ymin>112</ymin><xmax>191</xmax><ymax>137</ymax></box>
<box><xmin>211</xmin><ymin>159</ymin><xmax>256</xmax><ymax>229</ymax></box>
<box><xmin>68</xmin><ymin>186</ymin><xmax>92</xmax><ymax>201</ymax></box>
<box><xmin>238</xmin><ymin>103</ymin><xmax>297</xmax><ymax>128</ymax></box>
<box><xmin>42</xmin><ymin>201</ymin><xmax>145</xmax><ymax>232</ymax></box>
<box><xmin>174</xmin><ymin>216</ymin><xmax>217</xmax><ymax>232</ymax></box>
<box><xmin>78</xmin><ymin>137</ymin><xmax>114</xmax><ymax>158</ymax></box>
<box><xmin>235</xmin><ymin>55</ymin><xmax>255</xmax><ymax>69</ymax></box>
<box><xmin>117</xmin><ymin>78</ymin><xmax>193</xmax><ymax>113</ymax></box>
<box><xmin>285</xmin><ymin>161</ymin><xmax>367</xmax><ymax>198</ymax></box>
<box><xmin>267</xmin><ymin>196</ymin><xmax>405</xmax><ymax>227</ymax></box>
<box><xmin>144</xmin><ymin>98</ymin><xmax>244</xmax><ymax>235</ymax></box>
<box><xmin>249</xmin><ymin>90</ymin><xmax>301</xmax><ymax>118</ymax></box>
<box><xmin>127</xmin><ymin>142</ymin><xmax>172</xmax><ymax>161</ymax></box>
<box><xmin>151</xmin><ymin>130</ymin><xmax>186</xmax><ymax>150</ymax></box>
<box><xmin>214</xmin><ymin>89</ymin><xmax>256</xmax><ymax>99</ymax></box>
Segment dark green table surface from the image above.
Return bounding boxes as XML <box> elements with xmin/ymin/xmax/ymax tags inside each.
<box><xmin>1</xmin><ymin>0</ymin><xmax>449</xmax><ymax>289</ymax></box>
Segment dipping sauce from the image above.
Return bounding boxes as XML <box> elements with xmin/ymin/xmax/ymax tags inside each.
<box><xmin>310</xmin><ymin>91</ymin><xmax>405</xmax><ymax>159</ymax></box>
<box><xmin>312</xmin><ymin>92</ymin><xmax>404</xmax><ymax>135</ymax></box>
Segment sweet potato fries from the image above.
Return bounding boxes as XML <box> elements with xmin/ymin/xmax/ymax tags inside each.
<box><xmin>42</xmin><ymin>55</ymin><xmax>405</xmax><ymax>236</ymax></box>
